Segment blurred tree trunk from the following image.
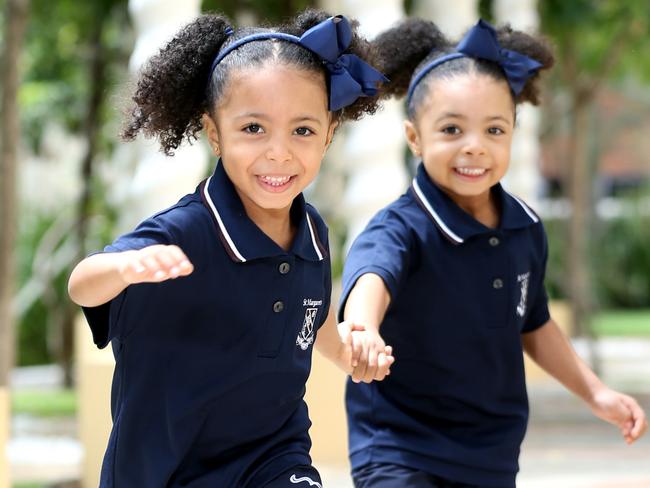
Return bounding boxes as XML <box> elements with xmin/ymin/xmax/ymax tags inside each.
<box><xmin>0</xmin><ymin>0</ymin><xmax>30</xmax><ymax>392</ymax></box>
<box><xmin>57</xmin><ymin>8</ymin><xmax>108</xmax><ymax>388</ymax></box>
<box><xmin>560</xmin><ymin>22</ymin><xmax>629</xmax><ymax>374</ymax></box>
<box><xmin>562</xmin><ymin>35</ymin><xmax>596</xmax><ymax>367</ymax></box>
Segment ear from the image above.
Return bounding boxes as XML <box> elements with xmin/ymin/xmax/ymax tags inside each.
<box><xmin>404</xmin><ymin>119</ymin><xmax>421</xmax><ymax>158</ymax></box>
<box><xmin>202</xmin><ymin>113</ymin><xmax>221</xmax><ymax>157</ymax></box>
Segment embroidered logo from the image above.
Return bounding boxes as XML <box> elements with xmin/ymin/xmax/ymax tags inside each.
<box><xmin>296</xmin><ymin>308</ymin><xmax>318</xmax><ymax>350</ymax></box>
<box><xmin>516</xmin><ymin>272</ymin><xmax>531</xmax><ymax>317</ymax></box>
<box><xmin>290</xmin><ymin>474</ymin><xmax>322</xmax><ymax>487</ymax></box>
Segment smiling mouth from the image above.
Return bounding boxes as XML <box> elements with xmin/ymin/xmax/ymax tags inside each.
<box><xmin>454</xmin><ymin>167</ymin><xmax>487</xmax><ymax>177</ymax></box>
<box><xmin>259</xmin><ymin>175</ymin><xmax>292</xmax><ymax>186</ymax></box>
<box><xmin>256</xmin><ymin>174</ymin><xmax>295</xmax><ymax>192</ymax></box>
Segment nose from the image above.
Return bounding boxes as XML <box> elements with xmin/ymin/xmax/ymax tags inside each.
<box><xmin>266</xmin><ymin>133</ymin><xmax>292</xmax><ymax>163</ymax></box>
<box><xmin>461</xmin><ymin>133</ymin><xmax>487</xmax><ymax>157</ymax></box>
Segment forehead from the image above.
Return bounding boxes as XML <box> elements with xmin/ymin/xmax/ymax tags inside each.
<box><xmin>219</xmin><ymin>63</ymin><xmax>328</xmax><ymax>115</ymax></box>
<box><xmin>417</xmin><ymin>73</ymin><xmax>514</xmax><ymax>123</ymax></box>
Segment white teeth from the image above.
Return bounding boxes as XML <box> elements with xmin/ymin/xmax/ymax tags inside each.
<box><xmin>260</xmin><ymin>175</ymin><xmax>291</xmax><ymax>186</ymax></box>
<box><xmin>456</xmin><ymin>167</ymin><xmax>486</xmax><ymax>176</ymax></box>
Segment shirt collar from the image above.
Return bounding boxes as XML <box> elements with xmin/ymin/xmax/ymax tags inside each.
<box><xmin>200</xmin><ymin>160</ymin><xmax>326</xmax><ymax>263</ymax></box>
<box><xmin>410</xmin><ymin>163</ymin><xmax>539</xmax><ymax>245</ymax></box>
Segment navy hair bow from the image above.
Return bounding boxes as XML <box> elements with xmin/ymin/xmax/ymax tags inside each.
<box><xmin>209</xmin><ymin>16</ymin><xmax>387</xmax><ymax>111</ymax></box>
<box><xmin>407</xmin><ymin>19</ymin><xmax>542</xmax><ymax>104</ymax></box>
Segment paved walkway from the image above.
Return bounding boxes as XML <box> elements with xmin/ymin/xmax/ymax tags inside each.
<box><xmin>7</xmin><ymin>338</ymin><xmax>650</xmax><ymax>487</ymax></box>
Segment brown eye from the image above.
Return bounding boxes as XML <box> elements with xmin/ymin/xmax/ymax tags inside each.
<box><xmin>442</xmin><ymin>126</ymin><xmax>460</xmax><ymax>135</ymax></box>
<box><xmin>294</xmin><ymin>127</ymin><xmax>314</xmax><ymax>136</ymax></box>
<box><xmin>244</xmin><ymin>124</ymin><xmax>263</xmax><ymax>134</ymax></box>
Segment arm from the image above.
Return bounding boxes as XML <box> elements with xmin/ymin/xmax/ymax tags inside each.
<box><xmin>68</xmin><ymin>244</ymin><xmax>193</xmax><ymax>307</ymax></box>
<box><xmin>315</xmin><ymin>307</ymin><xmax>354</xmax><ymax>372</ymax></box>
<box><xmin>523</xmin><ymin>319</ymin><xmax>647</xmax><ymax>444</ymax></box>
<box><xmin>344</xmin><ymin>273</ymin><xmax>391</xmax><ymax>332</ymax></box>
<box><xmin>342</xmin><ymin>273</ymin><xmax>393</xmax><ymax>383</ymax></box>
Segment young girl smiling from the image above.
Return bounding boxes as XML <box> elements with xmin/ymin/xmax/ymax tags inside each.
<box><xmin>69</xmin><ymin>10</ymin><xmax>392</xmax><ymax>487</ymax></box>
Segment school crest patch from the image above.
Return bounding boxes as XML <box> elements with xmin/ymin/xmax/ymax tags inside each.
<box><xmin>516</xmin><ymin>271</ymin><xmax>531</xmax><ymax>317</ymax></box>
<box><xmin>296</xmin><ymin>298</ymin><xmax>322</xmax><ymax>350</ymax></box>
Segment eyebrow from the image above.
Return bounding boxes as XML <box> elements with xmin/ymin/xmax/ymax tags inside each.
<box><xmin>234</xmin><ymin>112</ymin><xmax>323</xmax><ymax>125</ymax></box>
<box><xmin>435</xmin><ymin>112</ymin><xmax>512</xmax><ymax>124</ymax></box>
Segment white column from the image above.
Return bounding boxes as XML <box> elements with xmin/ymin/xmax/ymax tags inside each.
<box><xmin>336</xmin><ymin>0</ymin><xmax>407</xmax><ymax>247</ymax></box>
<box><xmin>413</xmin><ymin>0</ymin><xmax>479</xmax><ymax>39</ymax></box>
<box><xmin>112</xmin><ymin>0</ymin><xmax>208</xmax><ymax>233</ymax></box>
<box><xmin>495</xmin><ymin>0</ymin><xmax>541</xmax><ymax>203</ymax></box>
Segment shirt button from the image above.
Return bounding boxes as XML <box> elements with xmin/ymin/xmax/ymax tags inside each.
<box><xmin>493</xmin><ymin>278</ymin><xmax>504</xmax><ymax>289</ymax></box>
<box><xmin>489</xmin><ymin>236</ymin><xmax>500</xmax><ymax>247</ymax></box>
<box><xmin>273</xmin><ymin>301</ymin><xmax>284</xmax><ymax>313</ymax></box>
<box><xmin>278</xmin><ymin>262</ymin><xmax>291</xmax><ymax>274</ymax></box>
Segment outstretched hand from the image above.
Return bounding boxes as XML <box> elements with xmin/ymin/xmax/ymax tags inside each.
<box><xmin>118</xmin><ymin>245</ymin><xmax>194</xmax><ymax>285</ymax></box>
<box><xmin>590</xmin><ymin>387</ymin><xmax>648</xmax><ymax>444</ymax></box>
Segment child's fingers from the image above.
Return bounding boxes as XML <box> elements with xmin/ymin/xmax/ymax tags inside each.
<box><xmin>346</xmin><ymin>322</ymin><xmax>366</xmax><ymax>368</ymax></box>
<box><xmin>155</xmin><ymin>247</ymin><xmax>178</xmax><ymax>269</ymax></box>
<box><xmin>120</xmin><ymin>253</ymin><xmax>156</xmax><ymax>283</ymax></box>
<box><xmin>151</xmin><ymin>247</ymin><xmax>188</xmax><ymax>278</ymax></box>
<box><xmin>351</xmin><ymin>343</ymin><xmax>369</xmax><ymax>383</ymax></box>
<box><xmin>362</xmin><ymin>344</ymin><xmax>384</xmax><ymax>383</ymax></box>
<box><xmin>166</xmin><ymin>245</ymin><xmax>194</xmax><ymax>276</ymax></box>
<box><xmin>374</xmin><ymin>352</ymin><xmax>392</xmax><ymax>381</ymax></box>
<box><xmin>139</xmin><ymin>254</ymin><xmax>167</xmax><ymax>279</ymax></box>
<box><xmin>622</xmin><ymin>396</ymin><xmax>648</xmax><ymax>441</ymax></box>
<box><xmin>130</xmin><ymin>245</ymin><xmax>194</xmax><ymax>283</ymax></box>
<box><xmin>351</xmin><ymin>332</ymin><xmax>364</xmax><ymax>369</ymax></box>
<box><xmin>336</xmin><ymin>322</ymin><xmax>352</xmax><ymax>374</ymax></box>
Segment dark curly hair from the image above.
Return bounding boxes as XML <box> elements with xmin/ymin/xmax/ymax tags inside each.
<box><xmin>372</xmin><ymin>18</ymin><xmax>555</xmax><ymax>120</ymax></box>
<box><xmin>122</xmin><ymin>9</ymin><xmax>382</xmax><ymax>155</ymax></box>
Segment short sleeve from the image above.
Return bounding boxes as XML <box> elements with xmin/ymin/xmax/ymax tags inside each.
<box><xmin>81</xmin><ymin>216</ymin><xmax>173</xmax><ymax>348</ymax></box>
<box><xmin>522</xmin><ymin>224</ymin><xmax>551</xmax><ymax>333</ymax></box>
<box><xmin>338</xmin><ymin>208</ymin><xmax>413</xmax><ymax>322</ymax></box>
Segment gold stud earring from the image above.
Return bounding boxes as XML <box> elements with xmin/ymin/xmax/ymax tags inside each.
<box><xmin>213</xmin><ymin>144</ymin><xmax>220</xmax><ymax>156</ymax></box>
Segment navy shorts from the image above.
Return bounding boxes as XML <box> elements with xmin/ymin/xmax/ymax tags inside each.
<box><xmin>352</xmin><ymin>462</ymin><xmax>483</xmax><ymax>488</ymax></box>
<box><xmin>263</xmin><ymin>465</ymin><xmax>323</xmax><ymax>487</ymax></box>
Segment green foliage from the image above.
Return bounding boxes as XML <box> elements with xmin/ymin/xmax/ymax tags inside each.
<box><xmin>478</xmin><ymin>0</ymin><xmax>494</xmax><ymax>24</ymax></box>
<box><xmin>540</xmin><ymin>0</ymin><xmax>650</xmax><ymax>81</ymax></box>
<box><xmin>16</xmin><ymin>213</ymin><xmax>60</xmax><ymax>366</ymax></box>
<box><xmin>542</xmin><ymin>217</ymin><xmax>567</xmax><ymax>300</ymax></box>
<box><xmin>12</xmin><ymin>389</ymin><xmax>77</xmax><ymax>417</ymax></box>
<box><xmin>545</xmin><ymin>202</ymin><xmax>650</xmax><ymax>309</ymax></box>
<box><xmin>15</xmin><ymin>0</ymin><xmax>130</xmax><ymax>368</ymax></box>
<box><xmin>593</xmin><ymin>207</ymin><xmax>650</xmax><ymax>308</ymax></box>
<box><xmin>21</xmin><ymin>0</ymin><xmax>132</xmax><ymax>150</ymax></box>
<box><xmin>593</xmin><ymin>309</ymin><xmax>650</xmax><ymax>336</ymax></box>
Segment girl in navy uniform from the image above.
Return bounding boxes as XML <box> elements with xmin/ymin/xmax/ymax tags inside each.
<box><xmin>340</xmin><ymin>18</ymin><xmax>647</xmax><ymax>488</ymax></box>
<box><xmin>69</xmin><ymin>10</ymin><xmax>393</xmax><ymax>487</ymax></box>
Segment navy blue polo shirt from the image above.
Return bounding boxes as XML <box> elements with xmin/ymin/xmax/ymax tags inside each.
<box><xmin>82</xmin><ymin>160</ymin><xmax>331</xmax><ymax>487</ymax></box>
<box><xmin>339</xmin><ymin>164</ymin><xmax>550</xmax><ymax>488</ymax></box>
